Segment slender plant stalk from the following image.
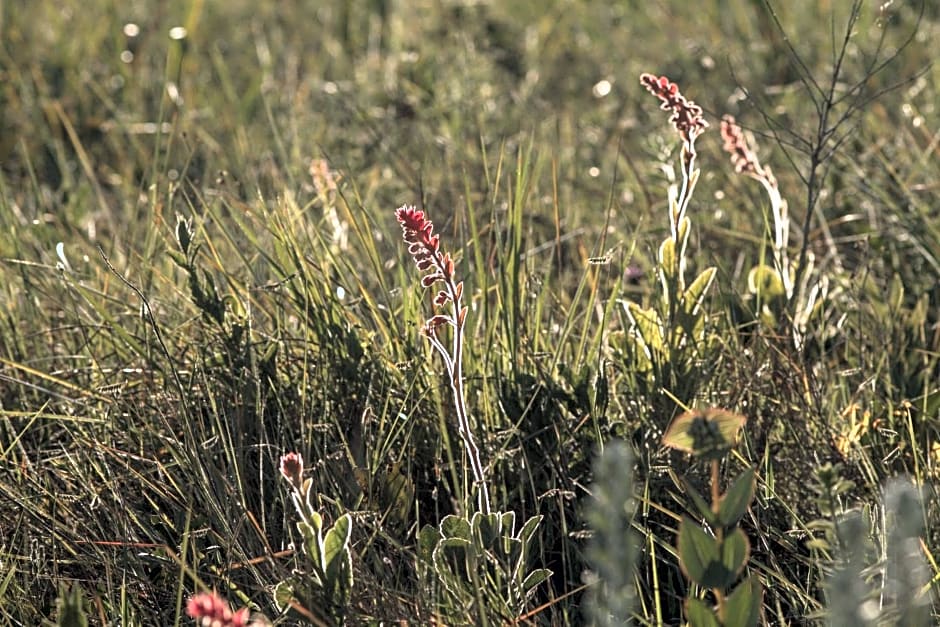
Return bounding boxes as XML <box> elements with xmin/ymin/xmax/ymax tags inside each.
<box><xmin>396</xmin><ymin>205</ymin><xmax>491</xmax><ymax>514</ymax></box>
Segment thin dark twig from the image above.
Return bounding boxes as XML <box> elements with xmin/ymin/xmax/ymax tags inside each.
<box><xmin>761</xmin><ymin>0</ymin><xmax>825</xmax><ymax>105</ymax></box>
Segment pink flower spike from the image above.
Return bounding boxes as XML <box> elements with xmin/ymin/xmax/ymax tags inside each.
<box><xmin>186</xmin><ymin>591</ymin><xmax>250</xmax><ymax>627</ymax></box>
<box><xmin>640</xmin><ymin>73</ymin><xmax>708</xmax><ymax>143</ymax></box>
<box><xmin>720</xmin><ymin>115</ymin><xmax>775</xmax><ymax>186</ymax></box>
<box><xmin>279</xmin><ymin>452</ymin><xmax>304</xmax><ymax>490</ymax></box>
<box><xmin>397</xmin><ymin>204</ymin><xmax>456</xmax><ymax>287</ymax></box>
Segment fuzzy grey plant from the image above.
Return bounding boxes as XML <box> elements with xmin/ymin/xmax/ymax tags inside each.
<box><xmin>881</xmin><ymin>478</ymin><xmax>932</xmax><ymax>625</ymax></box>
<box><xmin>823</xmin><ymin>473</ymin><xmax>933</xmax><ymax>627</ymax></box>
<box><xmin>584</xmin><ymin>440</ymin><xmax>637</xmax><ymax>626</ymax></box>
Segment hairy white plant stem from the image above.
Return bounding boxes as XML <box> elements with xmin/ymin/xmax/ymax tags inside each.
<box><xmin>425</xmin><ymin>272</ymin><xmax>491</xmax><ymax>515</ymax></box>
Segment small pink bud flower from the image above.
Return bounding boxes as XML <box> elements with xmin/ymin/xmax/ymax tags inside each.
<box><xmin>279</xmin><ymin>452</ymin><xmax>304</xmax><ymax>490</ymax></box>
<box><xmin>640</xmin><ymin>73</ymin><xmax>708</xmax><ymax>144</ymax></box>
<box><xmin>187</xmin><ymin>591</ymin><xmax>250</xmax><ymax>627</ymax></box>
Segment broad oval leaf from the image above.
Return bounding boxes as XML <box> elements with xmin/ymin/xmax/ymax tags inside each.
<box><xmin>473</xmin><ymin>512</ymin><xmax>502</xmax><ymax>550</ymax></box>
<box><xmin>659</xmin><ymin>237</ymin><xmax>677</xmax><ymax>282</ymax></box>
<box><xmin>718</xmin><ymin>468</ymin><xmax>757</xmax><ymax>528</ymax></box>
<box><xmin>626</xmin><ymin>302</ymin><xmax>666</xmax><ymax>358</ymax></box>
<box><xmin>719</xmin><ymin>528</ymin><xmax>751</xmax><ymax>584</ymax></box>
<box><xmin>747</xmin><ymin>265</ymin><xmax>785</xmax><ymax>299</ymax></box>
<box><xmin>677</xmin><ymin>516</ymin><xmax>720</xmax><ymax>586</ymax></box>
<box><xmin>723</xmin><ymin>575</ymin><xmax>763</xmax><ymax>627</ymax></box>
<box><xmin>417</xmin><ymin>524</ymin><xmax>441</xmax><ymax>563</ymax></box>
<box><xmin>683</xmin><ymin>267</ymin><xmax>717</xmax><ymax>315</ymax></box>
<box><xmin>439</xmin><ymin>515</ymin><xmax>472</xmax><ymax>541</ymax></box>
<box><xmin>273</xmin><ymin>579</ymin><xmax>295</xmax><ymax>612</ymax></box>
<box><xmin>679</xmin><ymin>518</ymin><xmax>751</xmax><ymax>589</ymax></box>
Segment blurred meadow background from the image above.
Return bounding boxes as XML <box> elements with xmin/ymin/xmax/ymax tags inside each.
<box><xmin>1</xmin><ymin>0</ymin><xmax>938</xmax><ymax>624</ymax></box>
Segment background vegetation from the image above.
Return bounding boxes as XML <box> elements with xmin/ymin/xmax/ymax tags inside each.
<box><xmin>0</xmin><ymin>0</ymin><xmax>937</xmax><ymax>624</ymax></box>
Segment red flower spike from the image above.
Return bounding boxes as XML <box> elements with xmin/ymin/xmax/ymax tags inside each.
<box><xmin>186</xmin><ymin>592</ymin><xmax>250</xmax><ymax>627</ymax></box>
<box><xmin>640</xmin><ymin>73</ymin><xmax>708</xmax><ymax>143</ymax></box>
<box><xmin>397</xmin><ymin>204</ymin><xmax>455</xmax><ymax>289</ymax></box>
<box><xmin>434</xmin><ymin>291</ymin><xmax>450</xmax><ymax>306</ymax></box>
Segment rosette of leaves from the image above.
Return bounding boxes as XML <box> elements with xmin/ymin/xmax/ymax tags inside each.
<box><xmin>417</xmin><ymin>511</ymin><xmax>550</xmax><ymax>624</ymax></box>
<box><xmin>662</xmin><ymin>409</ymin><xmax>762</xmax><ymax>627</ymax></box>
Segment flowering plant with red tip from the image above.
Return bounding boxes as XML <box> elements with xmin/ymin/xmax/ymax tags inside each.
<box><xmin>275</xmin><ymin>450</ymin><xmax>355</xmax><ymax>622</ymax></box>
<box><xmin>639</xmin><ymin>73</ymin><xmax>710</xmax><ymax>291</ymax></box>
<box><xmin>396</xmin><ymin>204</ymin><xmax>490</xmax><ymax>514</ymax></box>
<box><xmin>720</xmin><ymin>115</ymin><xmax>792</xmax><ymax>298</ymax></box>
<box><xmin>617</xmin><ymin>72</ymin><xmax>719</xmax><ymax>382</ymax></box>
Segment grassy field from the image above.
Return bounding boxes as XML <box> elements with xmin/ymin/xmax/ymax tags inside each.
<box><xmin>1</xmin><ymin>0</ymin><xmax>939</xmax><ymax>624</ymax></box>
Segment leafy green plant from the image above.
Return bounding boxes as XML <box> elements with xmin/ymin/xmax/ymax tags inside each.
<box><xmin>417</xmin><ymin>510</ymin><xmax>550</xmax><ymax>625</ymax></box>
<box><xmin>613</xmin><ymin>74</ymin><xmax>716</xmax><ymax>391</ymax></box>
<box><xmin>396</xmin><ymin>205</ymin><xmax>549</xmax><ymax>623</ymax></box>
<box><xmin>718</xmin><ymin>116</ymin><xmax>826</xmax><ymax>348</ymax></box>
<box><xmin>275</xmin><ymin>453</ymin><xmax>354</xmax><ymax>625</ymax></box>
<box><xmin>662</xmin><ymin>409</ymin><xmax>762</xmax><ymax>627</ymax></box>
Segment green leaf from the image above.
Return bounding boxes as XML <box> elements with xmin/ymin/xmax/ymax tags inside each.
<box><xmin>323</xmin><ymin>513</ymin><xmax>352</xmax><ymax>570</ymax></box>
<box><xmin>440</xmin><ymin>515</ymin><xmax>472</xmax><ymax>541</ymax></box>
<box><xmin>677</xmin><ymin>516</ymin><xmax>720</xmax><ymax>586</ymax></box>
<box><xmin>683</xmin><ymin>267</ymin><xmax>717</xmax><ymax>315</ymax></box>
<box><xmin>685</xmin><ymin>597</ymin><xmax>721</xmax><ymax>627</ymax></box>
<box><xmin>325</xmin><ymin>544</ymin><xmax>353</xmax><ymax>593</ymax></box>
<box><xmin>167</xmin><ymin>249</ymin><xmax>189</xmax><ymax>270</ymax></box>
<box><xmin>662</xmin><ymin>409</ymin><xmax>747</xmax><ymax>460</ymax></box>
<box><xmin>678</xmin><ymin>518</ymin><xmax>750</xmax><ymax>588</ymax></box>
<box><xmin>659</xmin><ymin>237</ymin><xmax>677</xmax><ymax>283</ymax></box>
<box><xmin>677</xmin><ymin>215</ymin><xmax>691</xmax><ymax>252</ymax></box>
<box><xmin>718</xmin><ymin>468</ymin><xmax>756</xmax><ymax>528</ymax></box>
<box><xmin>518</xmin><ymin>515</ymin><xmax>542</xmax><ymax>545</ymax></box>
<box><xmin>297</xmin><ymin>521</ymin><xmax>322</xmax><ymax>568</ymax></box>
<box><xmin>417</xmin><ymin>524</ymin><xmax>440</xmax><ymax>564</ymax></box>
<box><xmin>723</xmin><ymin>576</ymin><xmax>763</xmax><ymax>627</ymax></box>
<box><xmin>626</xmin><ymin>302</ymin><xmax>665</xmax><ymax>358</ymax></box>
<box><xmin>719</xmin><ymin>528</ymin><xmax>751</xmax><ymax>583</ymax></box>
<box><xmin>747</xmin><ymin>265</ymin><xmax>785</xmax><ymax>299</ymax></box>
<box><xmin>433</xmin><ymin>537</ymin><xmax>472</xmax><ymax>594</ymax></box>
<box><xmin>522</xmin><ymin>568</ymin><xmax>551</xmax><ymax>593</ymax></box>
<box><xmin>273</xmin><ymin>579</ymin><xmax>295</xmax><ymax>612</ymax></box>
<box><xmin>473</xmin><ymin>511</ymin><xmax>502</xmax><ymax>550</ymax></box>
